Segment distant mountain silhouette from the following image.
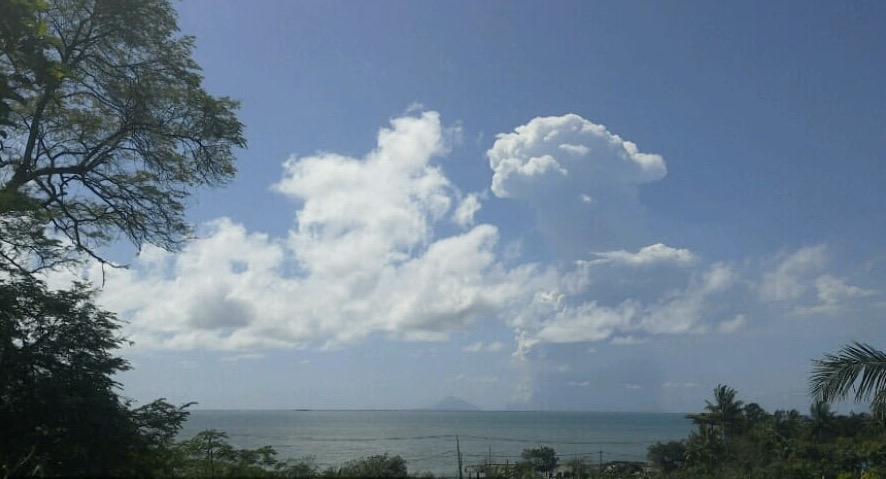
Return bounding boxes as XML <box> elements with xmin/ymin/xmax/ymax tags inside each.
<box><xmin>429</xmin><ymin>396</ymin><xmax>480</xmax><ymax>411</ymax></box>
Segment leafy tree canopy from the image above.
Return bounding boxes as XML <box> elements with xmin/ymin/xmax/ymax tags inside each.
<box><xmin>811</xmin><ymin>341</ymin><xmax>886</xmax><ymax>410</ymax></box>
<box><xmin>339</xmin><ymin>453</ymin><xmax>409</xmax><ymax>478</ymax></box>
<box><xmin>0</xmin><ymin>0</ymin><xmax>245</xmax><ymax>272</ymax></box>
<box><xmin>0</xmin><ymin>0</ymin><xmax>243</xmax><ymax>475</ymax></box>
<box><xmin>651</xmin><ymin>383</ymin><xmax>886</xmax><ymax>479</ymax></box>
<box><xmin>0</xmin><ymin>274</ymin><xmax>191</xmax><ymax>476</ymax></box>
<box><xmin>520</xmin><ymin>446</ymin><xmax>559</xmax><ymax>477</ymax></box>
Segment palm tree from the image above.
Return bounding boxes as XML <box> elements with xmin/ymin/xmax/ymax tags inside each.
<box><xmin>708</xmin><ymin>385</ymin><xmax>745</xmax><ymax>445</ymax></box>
<box><xmin>810</xmin><ymin>341</ymin><xmax>886</xmax><ymax>409</ymax></box>
<box><xmin>808</xmin><ymin>400</ymin><xmax>835</xmax><ymax>442</ymax></box>
<box><xmin>687</xmin><ymin>385</ymin><xmax>744</xmax><ymax>458</ymax></box>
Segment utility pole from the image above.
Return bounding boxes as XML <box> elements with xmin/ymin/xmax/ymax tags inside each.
<box><xmin>598</xmin><ymin>450</ymin><xmax>603</xmax><ymax>473</ymax></box>
<box><xmin>456</xmin><ymin>435</ymin><xmax>463</xmax><ymax>479</ymax></box>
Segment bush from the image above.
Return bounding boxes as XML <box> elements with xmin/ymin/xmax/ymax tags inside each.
<box><xmin>339</xmin><ymin>453</ymin><xmax>408</xmax><ymax>478</ymax></box>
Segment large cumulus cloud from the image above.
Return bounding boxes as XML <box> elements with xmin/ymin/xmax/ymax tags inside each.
<box><xmin>49</xmin><ymin>111</ymin><xmax>874</xmax><ymax>400</ymax></box>
<box><xmin>487</xmin><ymin>114</ymin><xmax>667</xmax><ymax>257</ymax></box>
<box><xmin>488</xmin><ymin>114</ymin><xmax>666</xmax><ymax>199</ymax></box>
<box><xmin>80</xmin><ymin>112</ymin><xmax>538</xmax><ymax>350</ymax></box>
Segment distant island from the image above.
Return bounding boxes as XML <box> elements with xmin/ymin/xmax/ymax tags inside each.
<box><xmin>427</xmin><ymin>396</ymin><xmax>480</xmax><ymax>411</ymax></box>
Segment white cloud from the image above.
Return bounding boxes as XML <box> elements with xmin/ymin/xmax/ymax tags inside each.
<box><xmin>513</xmin><ymin>331</ymin><xmax>542</xmax><ymax>361</ymax></box>
<box><xmin>591</xmin><ymin>243</ymin><xmax>697</xmax><ymax>267</ymax></box>
<box><xmin>796</xmin><ymin>274</ymin><xmax>875</xmax><ymax>315</ymax></box>
<box><xmin>275</xmin><ymin>112</ymin><xmax>454</xmax><ymax>276</ymax></box>
<box><xmin>463</xmin><ymin>341</ymin><xmax>505</xmax><ymax>353</ymax></box>
<box><xmin>405</xmin><ymin>102</ymin><xmax>426</xmax><ymax>113</ymax></box>
<box><xmin>486</xmin><ymin>114</ymin><xmax>668</xmax><ymax>257</ymax></box>
<box><xmin>49</xmin><ymin>109</ymin><xmax>869</xmax><ymax>386</ymax></box>
<box><xmin>452</xmin><ymin>194</ymin><xmax>482</xmax><ymax>227</ymax></box>
<box><xmin>718</xmin><ymin>314</ymin><xmax>747</xmax><ymax>334</ymax></box>
<box><xmin>82</xmin><ymin>112</ymin><xmax>537</xmax><ymax>351</ymax></box>
<box><xmin>487</xmin><ymin>114</ymin><xmax>666</xmax><ymax>199</ymax></box>
<box><xmin>760</xmin><ymin>245</ymin><xmax>828</xmax><ymax>302</ymax></box>
<box><xmin>533</xmin><ymin>300</ymin><xmax>640</xmax><ymax>344</ymax></box>
<box><xmin>514</xmin><ymin>260</ymin><xmax>739</xmax><ymax>351</ymax></box>
<box><xmin>611</xmin><ymin>336</ymin><xmax>647</xmax><ymax>345</ymax></box>
<box><xmin>759</xmin><ymin>245</ymin><xmax>874</xmax><ymax>315</ymax></box>
<box><xmin>637</xmin><ymin>262</ymin><xmax>736</xmax><ymax>335</ymax></box>
<box><xmin>32</xmin><ymin>107</ymin><xmax>885</xmax><ymax>413</ymax></box>
<box><xmin>559</xmin><ymin>143</ymin><xmax>589</xmax><ymax>155</ymax></box>
<box><xmin>815</xmin><ymin>275</ymin><xmax>873</xmax><ymax>306</ymax></box>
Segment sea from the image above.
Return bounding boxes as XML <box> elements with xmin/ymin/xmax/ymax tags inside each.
<box><xmin>178</xmin><ymin>410</ymin><xmax>694</xmax><ymax>477</ymax></box>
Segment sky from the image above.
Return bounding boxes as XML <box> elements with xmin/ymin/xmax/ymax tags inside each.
<box><xmin>65</xmin><ymin>0</ymin><xmax>886</xmax><ymax>412</ymax></box>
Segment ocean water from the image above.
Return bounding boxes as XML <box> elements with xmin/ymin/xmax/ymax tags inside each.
<box><xmin>179</xmin><ymin>410</ymin><xmax>693</xmax><ymax>477</ymax></box>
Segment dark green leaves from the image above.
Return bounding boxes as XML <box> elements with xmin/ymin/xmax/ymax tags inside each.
<box><xmin>0</xmin><ymin>276</ymin><xmax>127</xmax><ymax>475</ymax></box>
<box><xmin>340</xmin><ymin>453</ymin><xmax>409</xmax><ymax>478</ymax></box>
<box><xmin>519</xmin><ymin>446</ymin><xmax>559</xmax><ymax>476</ymax></box>
<box><xmin>0</xmin><ymin>0</ymin><xmax>245</xmax><ymax>271</ymax></box>
<box><xmin>810</xmin><ymin>341</ymin><xmax>886</xmax><ymax>408</ymax></box>
<box><xmin>0</xmin><ymin>2</ymin><xmax>243</xmax><ymax>475</ymax></box>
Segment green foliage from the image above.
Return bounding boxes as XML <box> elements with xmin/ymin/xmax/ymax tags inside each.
<box><xmin>0</xmin><ymin>275</ymin><xmax>127</xmax><ymax>476</ymax></box>
<box><xmin>174</xmin><ymin>429</ymin><xmax>292</xmax><ymax>477</ymax></box>
<box><xmin>649</xmin><ymin>384</ymin><xmax>886</xmax><ymax>479</ymax></box>
<box><xmin>519</xmin><ymin>446</ymin><xmax>559</xmax><ymax>477</ymax></box>
<box><xmin>0</xmin><ymin>274</ymin><xmax>191</xmax><ymax>476</ymax></box>
<box><xmin>170</xmin><ymin>429</ymin><xmax>326</xmax><ymax>479</ymax></box>
<box><xmin>0</xmin><ymin>0</ymin><xmax>51</xmax><ymax>136</ymax></box>
<box><xmin>275</xmin><ymin>455</ymin><xmax>320</xmax><ymax>479</ymax></box>
<box><xmin>562</xmin><ymin>457</ymin><xmax>590</xmax><ymax>479</ymax></box>
<box><xmin>0</xmin><ymin>0</ymin><xmax>245</xmax><ymax>272</ymax></box>
<box><xmin>338</xmin><ymin>453</ymin><xmax>409</xmax><ymax>478</ymax></box>
<box><xmin>128</xmin><ymin>398</ymin><xmax>195</xmax><ymax>476</ymax></box>
<box><xmin>511</xmin><ymin>459</ymin><xmax>537</xmax><ymax>479</ymax></box>
<box><xmin>811</xmin><ymin>341</ymin><xmax>886</xmax><ymax>409</ymax></box>
<box><xmin>647</xmin><ymin>441</ymin><xmax>686</xmax><ymax>473</ymax></box>
<box><xmin>0</xmin><ymin>1</ymin><xmax>246</xmax><ymax>476</ymax></box>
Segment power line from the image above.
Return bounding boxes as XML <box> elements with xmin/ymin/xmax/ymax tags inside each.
<box><xmin>266</xmin><ymin>434</ymin><xmax>458</xmax><ymax>443</ymax></box>
<box><xmin>256</xmin><ymin>432</ymin><xmax>656</xmax><ymax>449</ymax></box>
<box><xmin>457</xmin><ymin>434</ymin><xmax>657</xmax><ymax>445</ymax></box>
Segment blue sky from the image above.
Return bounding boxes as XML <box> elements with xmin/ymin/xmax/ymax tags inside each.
<box><xmin>73</xmin><ymin>1</ymin><xmax>886</xmax><ymax>412</ymax></box>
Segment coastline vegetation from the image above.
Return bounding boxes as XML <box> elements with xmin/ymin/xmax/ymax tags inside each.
<box><xmin>645</xmin><ymin>384</ymin><xmax>886</xmax><ymax>479</ymax></box>
<box><xmin>158</xmin><ymin>382</ymin><xmax>886</xmax><ymax>479</ymax></box>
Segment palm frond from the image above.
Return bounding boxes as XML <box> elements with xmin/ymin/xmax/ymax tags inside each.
<box><xmin>810</xmin><ymin>341</ymin><xmax>886</xmax><ymax>407</ymax></box>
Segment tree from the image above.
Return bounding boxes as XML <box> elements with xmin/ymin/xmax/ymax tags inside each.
<box><xmin>175</xmin><ymin>428</ymin><xmax>286</xmax><ymax>477</ymax></box>
<box><xmin>275</xmin><ymin>455</ymin><xmax>320</xmax><ymax>479</ymax></box>
<box><xmin>562</xmin><ymin>457</ymin><xmax>588</xmax><ymax>479</ymax></box>
<box><xmin>0</xmin><ymin>0</ymin><xmax>243</xmax><ymax>474</ymax></box>
<box><xmin>520</xmin><ymin>446</ymin><xmax>558</xmax><ymax>478</ymax></box>
<box><xmin>688</xmin><ymin>384</ymin><xmax>744</xmax><ymax>456</ymax></box>
<box><xmin>808</xmin><ymin>400</ymin><xmax>835</xmax><ymax>442</ymax></box>
<box><xmin>1</xmin><ymin>0</ymin><xmax>49</xmax><ymax>134</ymax></box>
<box><xmin>0</xmin><ymin>275</ymin><xmax>125</xmax><ymax>475</ymax></box>
<box><xmin>0</xmin><ymin>0</ymin><xmax>244</xmax><ymax>272</ymax></box>
<box><xmin>0</xmin><ymin>274</ymin><xmax>191</xmax><ymax>476</ymax></box>
<box><xmin>126</xmin><ymin>396</ymin><xmax>195</xmax><ymax>475</ymax></box>
<box><xmin>647</xmin><ymin>441</ymin><xmax>686</xmax><ymax>474</ymax></box>
<box><xmin>338</xmin><ymin>453</ymin><xmax>408</xmax><ymax>478</ymax></box>
<box><xmin>743</xmin><ymin>402</ymin><xmax>769</xmax><ymax>430</ymax></box>
<box><xmin>811</xmin><ymin>342</ymin><xmax>886</xmax><ymax>410</ymax></box>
